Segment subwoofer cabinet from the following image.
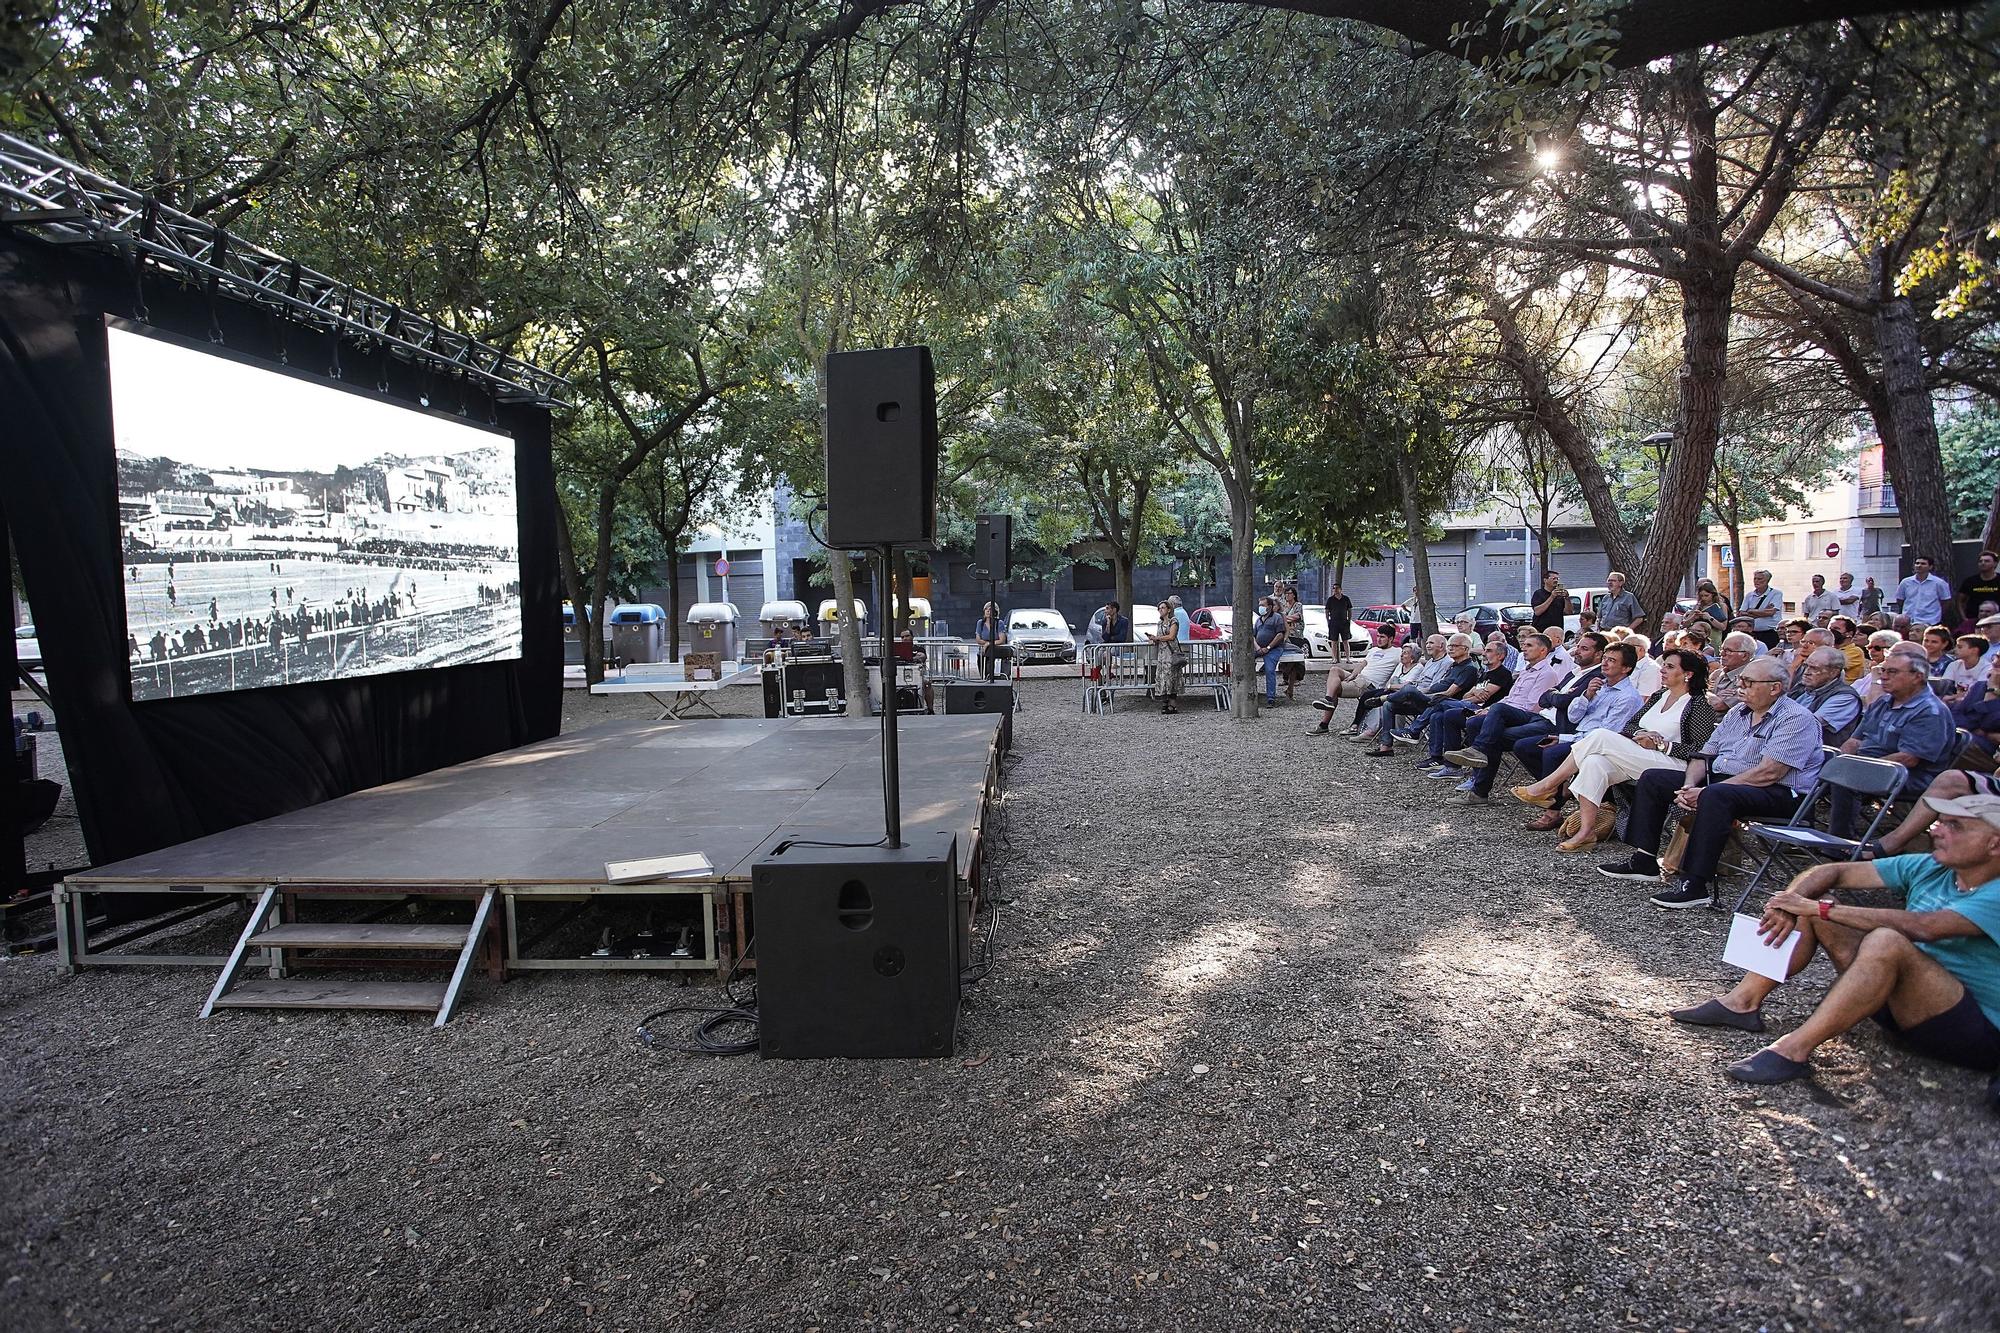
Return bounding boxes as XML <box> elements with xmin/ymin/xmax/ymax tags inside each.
<box><xmin>944</xmin><ymin>680</ymin><xmax>1013</xmax><ymax>753</ymax></box>
<box><xmin>752</xmin><ymin>831</ymin><xmax>960</xmax><ymax>1059</ymax></box>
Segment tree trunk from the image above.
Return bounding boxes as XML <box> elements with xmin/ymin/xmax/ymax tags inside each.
<box><xmin>1872</xmin><ymin>271</ymin><xmax>1956</xmax><ymax>580</ymax></box>
<box><xmin>1114</xmin><ymin>553</ymin><xmax>1134</xmax><ymax>622</ymax></box>
<box><xmin>1723</xmin><ymin>517</ymin><xmax>1746</xmax><ymax>610</ymax></box>
<box><xmin>1221</xmin><ymin>421</ymin><xmax>1259</xmax><ymax>720</ymax></box>
<box><xmin>1395</xmin><ymin>447</ymin><xmax>1438</xmax><ymax>635</ymax></box>
<box><xmin>827</xmin><ymin>548</ymin><xmax>869</xmax><ymax>717</ymax></box>
<box><xmin>1982</xmin><ymin>486</ymin><xmax>2000</xmax><ymax>556</ymax></box>
<box><xmin>554</xmin><ymin>509</ymin><xmax>600</xmax><ymax>684</ymax></box>
<box><xmin>1334</xmin><ymin>541</ymin><xmax>1348</xmax><ymax>585</ymax></box>
<box><xmin>1644</xmin><ymin>248</ymin><xmax>1733</xmax><ymax>629</ymax></box>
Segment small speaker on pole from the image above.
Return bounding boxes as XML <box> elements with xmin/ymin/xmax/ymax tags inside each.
<box><xmin>974</xmin><ymin>513</ymin><xmax>1013</xmax><ymax>582</ymax></box>
<box><xmin>824</xmin><ymin>346</ymin><xmax>938</xmax><ymax>549</ymax></box>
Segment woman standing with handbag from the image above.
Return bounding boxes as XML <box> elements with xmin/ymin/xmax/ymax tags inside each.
<box><xmin>1150</xmin><ymin>598</ymin><xmax>1184</xmax><ymax>715</ymax></box>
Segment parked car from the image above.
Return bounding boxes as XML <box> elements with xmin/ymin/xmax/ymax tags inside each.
<box><xmin>1005</xmin><ymin>608</ymin><xmax>1078</xmax><ymax>664</ymax></box>
<box><xmin>1301</xmin><ymin>604</ymin><xmax>1370</xmax><ymax>656</ymax></box>
<box><xmin>1449</xmin><ymin>603</ymin><xmax>1535</xmax><ymax>643</ymax></box>
<box><xmin>1129</xmin><ymin>604</ymin><xmax>1161</xmax><ymax>643</ymax></box>
<box><xmin>13</xmin><ymin>624</ymin><xmax>40</xmax><ymax>673</ymax></box>
<box><xmin>1194</xmin><ymin>605</ymin><xmax>1233</xmax><ymax>640</ymax></box>
<box><xmin>1353</xmin><ymin>603</ymin><xmax>1423</xmax><ymax>645</ymax></box>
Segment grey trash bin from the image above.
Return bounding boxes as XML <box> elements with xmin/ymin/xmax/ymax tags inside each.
<box><xmin>608</xmin><ymin>603</ymin><xmax>667</xmax><ymax>665</ymax></box>
<box><xmin>686</xmin><ymin>601</ymin><xmax>741</xmax><ymax>662</ymax></box>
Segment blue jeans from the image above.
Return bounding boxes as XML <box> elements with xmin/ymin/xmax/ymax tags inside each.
<box><xmin>1513</xmin><ymin>737</ymin><xmax>1572</xmax><ymax>781</ymax></box>
<box><xmin>1260</xmin><ymin>645</ymin><xmax>1284</xmax><ymax>700</ymax></box>
<box><xmin>1470</xmin><ymin>704</ymin><xmax>1554</xmax><ymax>795</ymax></box>
<box><xmin>1424</xmin><ymin>700</ymin><xmax>1480</xmax><ymax>760</ymax></box>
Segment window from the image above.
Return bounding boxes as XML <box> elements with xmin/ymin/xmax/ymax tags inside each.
<box><xmin>1865</xmin><ymin>527</ymin><xmax>1905</xmax><ymax>558</ymax></box>
<box><xmin>1745</xmin><ymin>535</ymin><xmax>1760</xmax><ymax>559</ymax></box>
<box><xmin>1768</xmin><ymin>533</ymin><xmax>1794</xmax><ymax>561</ymax></box>
<box><xmin>1807</xmin><ymin>529</ymin><xmax>1836</xmax><ymax>558</ymax></box>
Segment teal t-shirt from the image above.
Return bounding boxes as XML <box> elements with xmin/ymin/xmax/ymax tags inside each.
<box><xmin>1874</xmin><ymin>854</ymin><xmax>2000</xmax><ymax>1028</ymax></box>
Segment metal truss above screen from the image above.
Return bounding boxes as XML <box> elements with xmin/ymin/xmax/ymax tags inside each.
<box><xmin>0</xmin><ymin>133</ymin><xmax>569</xmax><ymax>406</ymax></box>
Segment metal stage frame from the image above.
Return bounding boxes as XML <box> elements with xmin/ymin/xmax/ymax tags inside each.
<box><xmin>56</xmin><ymin>716</ymin><xmax>1003</xmax><ymax>978</ymax></box>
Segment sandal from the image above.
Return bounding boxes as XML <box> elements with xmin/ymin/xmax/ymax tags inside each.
<box><xmin>1510</xmin><ymin>785</ymin><xmax>1556</xmax><ymax>809</ymax></box>
<box><xmin>1556</xmin><ymin>833</ymin><xmax>1599</xmax><ymax>852</ymax></box>
<box><xmin>1524</xmin><ymin>808</ymin><xmax>1566</xmax><ymax>832</ymax></box>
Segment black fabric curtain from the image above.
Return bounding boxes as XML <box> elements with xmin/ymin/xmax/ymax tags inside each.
<box><xmin>0</xmin><ymin>238</ymin><xmax>562</xmax><ymax>878</ymax></box>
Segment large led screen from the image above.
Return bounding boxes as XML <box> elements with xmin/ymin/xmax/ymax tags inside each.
<box><xmin>105</xmin><ymin>320</ymin><xmax>524</xmax><ymax>701</ymax></box>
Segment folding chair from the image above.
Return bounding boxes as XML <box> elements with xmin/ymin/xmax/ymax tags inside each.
<box><xmin>1728</xmin><ymin>752</ymin><xmax>1907</xmax><ymax>915</ymax></box>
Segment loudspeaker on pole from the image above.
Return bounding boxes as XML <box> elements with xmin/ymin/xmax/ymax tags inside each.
<box><xmin>823</xmin><ymin>346</ymin><xmax>939</xmax><ymax>549</ymax></box>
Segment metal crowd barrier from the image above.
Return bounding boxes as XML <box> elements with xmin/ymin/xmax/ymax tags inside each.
<box><xmin>1078</xmin><ymin>641</ymin><xmax>1233</xmax><ymax>713</ymax></box>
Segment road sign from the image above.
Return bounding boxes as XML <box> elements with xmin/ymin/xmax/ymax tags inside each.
<box><xmin>1825</xmin><ymin>542</ymin><xmax>1840</xmax><ymax>560</ymax></box>
<box><xmin>715</xmin><ymin>556</ymin><xmax>731</xmax><ymax>577</ymax></box>
<box><xmin>1720</xmin><ymin>545</ymin><xmax>1734</xmax><ymax>569</ymax></box>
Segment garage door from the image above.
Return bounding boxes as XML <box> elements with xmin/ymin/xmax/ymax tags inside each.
<box><xmin>1423</xmin><ymin>555</ymin><xmax>1467</xmax><ymax>611</ymax></box>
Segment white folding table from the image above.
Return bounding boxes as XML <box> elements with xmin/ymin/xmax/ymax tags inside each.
<box><xmin>589</xmin><ymin>663</ymin><xmax>759</xmax><ymax>719</ymax></box>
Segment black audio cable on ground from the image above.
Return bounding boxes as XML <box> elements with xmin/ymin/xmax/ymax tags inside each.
<box><xmin>636</xmin><ymin>938</ymin><xmax>760</xmax><ymax>1056</ymax></box>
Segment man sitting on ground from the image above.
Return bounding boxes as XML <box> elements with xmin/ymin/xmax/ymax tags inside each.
<box><xmin>1790</xmin><ymin>647</ymin><xmax>1864</xmax><ymax>744</ymax></box>
<box><xmin>1599</xmin><ymin>657</ymin><xmax>1825</xmax><ymax>909</ymax></box>
<box><xmin>1668</xmin><ymin>793</ymin><xmax>2000</xmax><ymax>1092</ymax></box>
<box><xmin>1827</xmin><ymin>645</ymin><xmax>1958</xmax><ymax>836</ymax></box>
<box><xmin>1439</xmin><ymin>631</ymin><xmax>1573</xmax><ymax>802</ymax></box>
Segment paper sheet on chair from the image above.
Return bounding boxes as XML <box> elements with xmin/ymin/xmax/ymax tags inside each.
<box><xmin>604</xmin><ymin>852</ymin><xmax>713</xmax><ymax>883</ymax></box>
<box><xmin>1723</xmin><ymin>913</ymin><xmax>1793</xmax><ymax>983</ymax></box>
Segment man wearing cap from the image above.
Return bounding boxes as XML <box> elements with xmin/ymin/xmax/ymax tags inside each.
<box><xmin>1667</xmin><ymin>792</ymin><xmax>2000</xmax><ymax>1089</ymax></box>
<box><xmin>1600</xmin><ymin>657</ymin><xmax>1825</xmax><ymax>909</ymax></box>
<box><xmin>1977</xmin><ymin>610</ymin><xmax>2000</xmax><ymax>671</ymax></box>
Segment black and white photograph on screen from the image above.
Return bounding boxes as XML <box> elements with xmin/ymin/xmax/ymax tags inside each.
<box><xmin>104</xmin><ymin>320</ymin><xmax>524</xmax><ymax>702</ymax></box>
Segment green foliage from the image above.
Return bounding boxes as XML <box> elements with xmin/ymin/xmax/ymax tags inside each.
<box><xmin>1940</xmin><ymin>405</ymin><xmax>2000</xmax><ymax>538</ymax></box>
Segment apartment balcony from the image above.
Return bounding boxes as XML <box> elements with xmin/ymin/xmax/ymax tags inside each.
<box><xmin>1858</xmin><ymin>482</ymin><xmax>1899</xmax><ymax>515</ymax></box>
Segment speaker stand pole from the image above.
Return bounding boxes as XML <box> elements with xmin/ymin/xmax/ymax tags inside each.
<box><xmin>877</xmin><ymin>544</ymin><xmax>902</xmax><ymax>849</ymax></box>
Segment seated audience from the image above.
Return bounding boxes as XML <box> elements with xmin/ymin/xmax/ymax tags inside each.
<box><xmin>1920</xmin><ymin>625</ymin><xmax>1953</xmax><ymax>676</ymax></box>
<box><xmin>1413</xmin><ymin>640</ymin><xmax>1513</xmax><ymax>768</ymax></box>
<box><xmin>1349</xmin><ymin>633</ymin><xmax>1453</xmax><ymax>742</ymax></box>
<box><xmin>1790</xmin><ymin>647</ymin><xmax>1864</xmax><ymax>743</ymax></box>
<box><xmin>1372</xmin><ymin>634</ymin><xmax>1481</xmax><ymax>755</ymax></box>
<box><xmin>1668</xmin><ymin>793</ymin><xmax>2000</xmax><ymax>1088</ymax></box>
<box><xmin>1310</xmin><ymin>624</ymin><xmax>1401</xmax><ymax>728</ymax></box>
<box><xmin>1509</xmin><ymin>637</ymin><xmax>1634</xmax><ymax>812</ymax></box>
<box><xmin>1598</xmin><ymin>658</ymin><xmax>1825</xmax><ymax>909</ymax></box>
<box><xmin>1437</xmin><ymin>632</ymin><xmax>1574</xmax><ymax>801</ymax></box>
<box><xmin>1829</xmin><ymin>616</ymin><xmax>1866</xmax><ymax>681</ymax></box>
<box><xmin>1827</xmin><ymin>645</ymin><xmax>1959</xmax><ymax>836</ymax></box>
<box><xmin>1625</xmin><ymin>633</ymin><xmax>1660</xmax><ymax>695</ymax></box>
<box><xmin>1708</xmin><ymin>632</ymin><xmax>1757</xmax><ymax>712</ymax></box>
<box><xmin>1856</xmin><ymin>629</ymin><xmax>1905</xmax><ymax>706</ymax></box>
<box><xmin>1942</xmin><ymin>634</ymin><xmax>1987</xmax><ymax>697</ymax></box>
<box><xmin>1511</xmin><ymin>648</ymin><xmax>1716</xmax><ymax>851</ymax></box>
<box><xmin>1978</xmin><ymin>612</ymin><xmax>2000</xmax><ymax>670</ymax></box>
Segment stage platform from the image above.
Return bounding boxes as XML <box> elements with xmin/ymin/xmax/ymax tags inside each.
<box><xmin>57</xmin><ymin>716</ymin><xmax>1002</xmax><ymax>975</ymax></box>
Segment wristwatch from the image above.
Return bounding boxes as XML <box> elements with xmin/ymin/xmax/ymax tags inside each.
<box><xmin>1818</xmin><ymin>898</ymin><xmax>1836</xmax><ymax>921</ymax></box>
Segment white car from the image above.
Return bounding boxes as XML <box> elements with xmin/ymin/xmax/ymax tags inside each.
<box><xmin>1301</xmin><ymin>605</ymin><xmax>1371</xmax><ymax>657</ymax></box>
<box><xmin>13</xmin><ymin>624</ymin><xmax>41</xmax><ymax>673</ymax></box>
<box><xmin>1006</xmin><ymin>608</ymin><xmax>1078</xmax><ymax>664</ymax></box>
<box><xmin>1129</xmin><ymin>605</ymin><xmax>1161</xmax><ymax>642</ymax></box>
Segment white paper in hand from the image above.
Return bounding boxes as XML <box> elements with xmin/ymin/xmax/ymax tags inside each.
<box><xmin>1724</xmin><ymin>912</ymin><xmax>1794</xmax><ymax>984</ymax></box>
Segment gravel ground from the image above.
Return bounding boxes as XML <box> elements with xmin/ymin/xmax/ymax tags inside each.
<box><xmin>4</xmin><ymin>670</ymin><xmax>1998</xmax><ymax>1331</ymax></box>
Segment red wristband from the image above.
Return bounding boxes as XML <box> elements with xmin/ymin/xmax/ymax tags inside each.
<box><xmin>1818</xmin><ymin>899</ymin><xmax>1834</xmax><ymax>921</ymax></box>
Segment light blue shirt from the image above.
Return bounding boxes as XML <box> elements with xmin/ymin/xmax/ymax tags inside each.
<box><xmin>1699</xmin><ymin>694</ymin><xmax>1825</xmax><ymax>794</ymax></box>
<box><xmin>1854</xmin><ymin>687</ymin><xmax>1957</xmax><ymax>787</ymax></box>
<box><xmin>1567</xmin><ymin>677</ymin><xmax>1645</xmax><ymax>735</ymax></box>
<box><xmin>1406</xmin><ymin>652</ymin><xmax>1452</xmax><ymax>692</ymax></box>
<box><xmin>1173</xmin><ymin>607</ymin><xmax>1192</xmax><ymax>642</ymax></box>
<box><xmin>1896</xmin><ymin>573</ymin><xmax>1949</xmax><ymax>626</ymax></box>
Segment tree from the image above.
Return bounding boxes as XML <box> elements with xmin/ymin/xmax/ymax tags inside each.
<box><xmin>1469</xmin><ymin>41</ymin><xmax>1849</xmax><ymax>624</ymax></box>
<box><xmin>1939</xmin><ymin>405</ymin><xmax>2000</xmax><ymax>547</ymax></box>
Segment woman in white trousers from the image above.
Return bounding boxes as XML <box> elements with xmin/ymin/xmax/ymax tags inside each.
<box><xmin>1511</xmin><ymin>651</ymin><xmax>1719</xmax><ymax>852</ymax></box>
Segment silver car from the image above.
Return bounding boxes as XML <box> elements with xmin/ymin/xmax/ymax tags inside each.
<box><xmin>1006</xmin><ymin>608</ymin><xmax>1078</xmax><ymax>664</ymax></box>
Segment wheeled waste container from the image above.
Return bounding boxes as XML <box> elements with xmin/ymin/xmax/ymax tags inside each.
<box><xmin>686</xmin><ymin>601</ymin><xmax>741</xmax><ymax>662</ymax></box>
<box><xmin>608</xmin><ymin>603</ymin><xmax>667</xmax><ymax>665</ymax></box>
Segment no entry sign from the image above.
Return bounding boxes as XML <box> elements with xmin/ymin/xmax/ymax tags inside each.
<box><xmin>1824</xmin><ymin>542</ymin><xmax>1840</xmax><ymax>560</ymax></box>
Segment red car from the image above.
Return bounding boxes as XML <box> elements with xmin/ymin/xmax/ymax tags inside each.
<box><xmin>1352</xmin><ymin>604</ymin><xmax>1421</xmax><ymax>645</ymax></box>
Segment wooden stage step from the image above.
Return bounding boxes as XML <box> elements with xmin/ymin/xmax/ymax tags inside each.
<box><xmin>248</xmin><ymin>923</ymin><xmax>471</xmax><ymax>950</ymax></box>
<box><xmin>211</xmin><ymin>978</ymin><xmax>449</xmax><ymax>1011</ymax></box>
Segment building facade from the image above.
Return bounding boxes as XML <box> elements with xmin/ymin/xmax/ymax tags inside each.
<box><xmin>1703</xmin><ymin>433</ymin><xmax>1904</xmax><ymax>615</ymax></box>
